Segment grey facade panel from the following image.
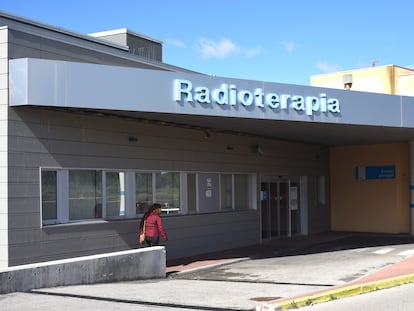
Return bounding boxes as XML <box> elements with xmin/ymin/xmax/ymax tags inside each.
<box><xmin>401</xmin><ymin>96</ymin><xmax>414</xmax><ymax>127</ymax></box>
<box><xmin>8</xmin><ymin>211</ymin><xmax>258</xmax><ymax>266</ymax></box>
<box><xmin>7</xmin><ymin>106</ymin><xmax>326</xmax><ymax>265</ymax></box>
<box><xmin>166</xmin><ymin>211</ymin><xmax>260</xmax><ymax>259</ymax></box>
<box><xmin>9</xmin><ymin>107</ymin><xmax>326</xmax><ymax>175</ymax></box>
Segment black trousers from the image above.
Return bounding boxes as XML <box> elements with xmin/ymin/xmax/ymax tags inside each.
<box><xmin>144</xmin><ymin>235</ymin><xmax>160</xmax><ymax>247</ymax></box>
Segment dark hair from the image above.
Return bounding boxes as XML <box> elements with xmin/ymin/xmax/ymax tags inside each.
<box><xmin>151</xmin><ymin>203</ymin><xmax>162</xmax><ymax>210</ymax></box>
<box><xmin>142</xmin><ymin>203</ymin><xmax>161</xmax><ymax>220</ymax></box>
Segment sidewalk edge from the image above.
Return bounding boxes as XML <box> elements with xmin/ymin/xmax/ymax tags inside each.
<box><xmin>267</xmin><ymin>273</ymin><xmax>414</xmax><ymax>310</ymax></box>
<box><xmin>167</xmin><ymin>257</ymin><xmax>250</xmax><ymax>277</ymax></box>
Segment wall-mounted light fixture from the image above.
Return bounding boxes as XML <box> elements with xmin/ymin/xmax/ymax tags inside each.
<box><xmin>204</xmin><ymin>130</ymin><xmax>211</xmax><ymax>139</ymax></box>
<box><xmin>128</xmin><ymin>135</ymin><xmax>138</xmax><ymax>142</ymax></box>
<box><xmin>254</xmin><ymin>144</ymin><xmax>264</xmax><ymax>155</ymax></box>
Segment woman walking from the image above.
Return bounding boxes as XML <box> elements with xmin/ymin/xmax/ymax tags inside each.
<box><xmin>139</xmin><ymin>203</ymin><xmax>168</xmax><ymax>247</ymax></box>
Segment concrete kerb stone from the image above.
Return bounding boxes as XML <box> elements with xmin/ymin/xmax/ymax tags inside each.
<box><xmin>0</xmin><ymin>246</ymin><xmax>166</xmax><ymax>294</ymax></box>
<box><xmin>168</xmin><ymin>257</ymin><xmax>250</xmax><ymax>277</ymax></box>
<box><xmin>254</xmin><ymin>273</ymin><xmax>414</xmax><ymax>310</ymax></box>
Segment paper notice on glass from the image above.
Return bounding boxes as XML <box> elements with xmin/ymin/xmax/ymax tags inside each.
<box><xmin>290</xmin><ymin>186</ymin><xmax>298</xmax><ymax>210</ymax></box>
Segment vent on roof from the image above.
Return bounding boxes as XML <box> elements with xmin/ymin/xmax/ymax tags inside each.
<box><xmin>90</xmin><ymin>28</ymin><xmax>163</xmax><ymax>62</ymax></box>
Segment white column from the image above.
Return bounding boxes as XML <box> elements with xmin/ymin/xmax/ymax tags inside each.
<box><xmin>409</xmin><ymin>141</ymin><xmax>414</xmax><ymax>235</ymax></box>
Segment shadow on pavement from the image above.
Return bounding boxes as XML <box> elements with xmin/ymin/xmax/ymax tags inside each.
<box><xmin>167</xmin><ymin>232</ymin><xmax>414</xmax><ymax>273</ymax></box>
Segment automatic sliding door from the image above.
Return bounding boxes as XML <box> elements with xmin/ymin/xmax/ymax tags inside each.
<box><xmin>261</xmin><ymin>181</ymin><xmax>282</xmax><ymax>239</ymax></box>
<box><xmin>270</xmin><ymin>182</ymin><xmax>278</xmax><ymax>238</ymax></box>
<box><xmin>279</xmin><ymin>181</ymin><xmax>289</xmax><ymax>236</ymax></box>
<box><xmin>261</xmin><ymin>182</ymin><xmax>270</xmax><ymax>239</ymax></box>
<box><xmin>261</xmin><ymin>178</ymin><xmax>302</xmax><ymax>239</ymax></box>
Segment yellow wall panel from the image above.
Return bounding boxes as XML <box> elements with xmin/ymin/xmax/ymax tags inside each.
<box><xmin>330</xmin><ymin>143</ymin><xmax>409</xmax><ymax>233</ymax></box>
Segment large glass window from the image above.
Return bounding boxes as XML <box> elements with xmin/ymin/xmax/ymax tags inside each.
<box><xmin>187</xmin><ymin>173</ymin><xmax>197</xmax><ymax>213</ymax></box>
<box><xmin>69</xmin><ymin>170</ymin><xmax>102</xmax><ymax>220</ymax></box>
<box><xmin>135</xmin><ymin>172</ymin><xmax>153</xmax><ymax>214</ymax></box>
<box><xmin>41</xmin><ymin>168</ymin><xmax>254</xmax><ymax>226</ymax></box>
<box><xmin>234</xmin><ymin>174</ymin><xmax>251</xmax><ymax>210</ymax></box>
<box><xmin>156</xmin><ymin>172</ymin><xmax>180</xmax><ymax>214</ymax></box>
<box><xmin>41</xmin><ymin>170</ymin><xmax>57</xmax><ymax>220</ymax></box>
<box><xmin>220</xmin><ymin>174</ymin><xmax>233</xmax><ymax>211</ymax></box>
<box><xmin>106</xmin><ymin>172</ymin><xmax>125</xmax><ymax>217</ymax></box>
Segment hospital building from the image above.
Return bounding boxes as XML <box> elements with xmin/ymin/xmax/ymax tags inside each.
<box><xmin>1</xmin><ymin>11</ymin><xmax>414</xmax><ymax>268</ymax></box>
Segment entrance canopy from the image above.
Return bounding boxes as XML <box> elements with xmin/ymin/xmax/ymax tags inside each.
<box><xmin>9</xmin><ymin>58</ymin><xmax>414</xmax><ymax>146</ymax></box>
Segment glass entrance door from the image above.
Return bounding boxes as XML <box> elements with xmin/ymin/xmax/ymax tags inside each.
<box><xmin>261</xmin><ymin>178</ymin><xmax>301</xmax><ymax>239</ymax></box>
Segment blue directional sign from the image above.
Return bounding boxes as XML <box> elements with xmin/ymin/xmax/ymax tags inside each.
<box><xmin>355</xmin><ymin>165</ymin><xmax>395</xmax><ymax>180</ymax></box>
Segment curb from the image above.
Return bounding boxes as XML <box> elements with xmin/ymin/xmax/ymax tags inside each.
<box><xmin>255</xmin><ymin>273</ymin><xmax>414</xmax><ymax>310</ymax></box>
<box><xmin>167</xmin><ymin>257</ymin><xmax>250</xmax><ymax>277</ymax></box>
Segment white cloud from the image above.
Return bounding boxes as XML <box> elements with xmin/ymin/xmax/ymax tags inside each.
<box><xmin>165</xmin><ymin>38</ymin><xmax>186</xmax><ymax>48</ymax></box>
<box><xmin>282</xmin><ymin>40</ymin><xmax>296</xmax><ymax>53</ymax></box>
<box><xmin>316</xmin><ymin>61</ymin><xmax>343</xmax><ymax>73</ymax></box>
<box><xmin>197</xmin><ymin>38</ymin><xmax>240</xmax><ymax>59</ymax></box>
<box><xmin>245</xmin><ymin>47</ymin><xmax>263</xmax><ymax>58</ymax></box>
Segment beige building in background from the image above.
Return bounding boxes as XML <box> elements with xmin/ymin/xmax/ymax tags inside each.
<box><xmin>311</xmin><ymin>64</ymin><xmax>414</xmax><ymax>96</ymax></box>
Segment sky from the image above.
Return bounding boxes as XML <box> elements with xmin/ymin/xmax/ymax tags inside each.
<box><xmin>1</xmin><ymin>0</ymin><xmax>413</xmax><ymax>86</ymax></box>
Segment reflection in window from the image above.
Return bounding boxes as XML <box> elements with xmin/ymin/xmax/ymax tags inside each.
<box><xmin>41</xmin><ymin>168</ymin><xmax>254</xmax><ymax>226</ymax></box>
<box><xmin>41</xmin><ymin>170</ymin><xmax>57</xmax><ymax>220</ymax></box>
<box><xmin>156</xmin><ymin>172</ymin><xmax>180</xmax><ymax>214</ymax></box>
<box><xmin>235</xmin><ymin>174</ymin><xmax>250</xmax><ymax>210</ymax></box>
<box><xmin>69</xmin><ymin>170</ymin><xmax>102</xmax><ymax>220</ymax></box>
<box><xmin>106</xmin><ymin>172</ymin><xmax>125</xmax><ymax>217</ymax></box>
<box><xmin>187</xmin><ymin>173</ymin><xmax>196</xmax><ymax>213</ymax></box>
<box><xmin>136</xmin><ymin>173</ymin><xmax>152</xmax><ymax>214</ymax></box>
<box><xmin>220</xmin><ymin>174</ymin><xmax>233</xmax><ymax>211</ymax></box>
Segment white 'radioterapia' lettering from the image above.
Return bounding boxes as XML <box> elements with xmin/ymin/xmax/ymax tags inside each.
<box><xmin>174</xmin><ymin>79</ymin><xmax>340</xmax><ymax>116</ymax></box>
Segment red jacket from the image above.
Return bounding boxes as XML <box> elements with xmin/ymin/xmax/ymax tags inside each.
<box><xmin>141</xmin><ymin>213</ymin><xmax>168</xmax><ymax>240</ymax></box>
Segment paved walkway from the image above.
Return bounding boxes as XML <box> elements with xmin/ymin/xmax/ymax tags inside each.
<box><xmin>166</xmin><ymin>232</ymin><xmax>414</xmax><ymax>310</ymax></box>
<box><xmin>3</xmin><ymin>232</ymin><xmax>414</xmax><ymax>311</ymax></box>
<box><xmin>166</xmin><ymin>232</ymin><xmax>348</xmax><ymax>273</ymax></box>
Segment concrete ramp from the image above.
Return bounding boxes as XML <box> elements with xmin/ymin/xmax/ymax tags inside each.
<box><xmin>0</xmin><ymin>246</ymin><xmax>165</xmax><ymax>294</ymax></box>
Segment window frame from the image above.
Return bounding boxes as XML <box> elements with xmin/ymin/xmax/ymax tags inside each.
<box><xmin>40</xmin><ymin>169</ymin><xmax>58</xmax><ymax>225</ymax></box>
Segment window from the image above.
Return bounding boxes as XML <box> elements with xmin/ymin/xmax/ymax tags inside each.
<box><xmin>136</xmin><ymin>172</ymin><xmax>152</xmax><ymax>214</ymax></box>
<box><xmin>41</xmin><ymin>168</ymin><xmax>255</xmax><ymax>226</ymax></box>
<box><xmin>234</xmin><ymin>174</ymin><xmax>251</xmax><ymax>210</ymax></box>
<box><xmin>41</xmin><ymin>170</ymin><xmax>57</xmax><ymax>221</ymax></box>
<box><xmin>198</xmin><ymin>173</ymin><xmax>220</xmax><ymax>213</ymax></box>
<box><xmin>156</xmin><ymin>172</ymin><xmax>180</xmax><ymax>214</ymax></box>
<box><xmin>220</xmin><ymin>174</ymin><xmax>233</xmax><ymax>211</ymax></box>
<box><xmin>106</xmin><ymin>171</ymin><xmax>125</xmax><ymax>217</ymax></box>
<box><xmin>187</xmin><ymin>173</ymin><xmax>196</xmax><ymax>213</ymax></box>
<box><xmin>69</xmin><ymin>170</ymin><xmax>102</xmax><ymax>220</ymax></box>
